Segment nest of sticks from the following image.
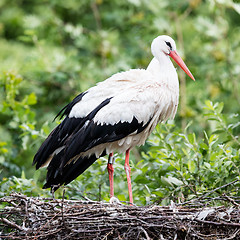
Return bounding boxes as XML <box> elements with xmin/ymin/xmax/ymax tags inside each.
<box><xmin>1</xmin><ymin>192</ymin><xmax>240</xmax><ymax>240</ymax></box>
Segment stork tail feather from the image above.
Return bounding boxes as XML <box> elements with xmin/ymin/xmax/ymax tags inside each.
<box><xmin>43</xmin><ymin>151</ymin><xmax>105</xmax><ymax>191</ymax></box>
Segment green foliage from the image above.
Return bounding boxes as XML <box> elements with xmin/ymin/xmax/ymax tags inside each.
<box><xmin>0</xmin><ymin>171</ymin><xmax>51</xmax><ymax>198</ymax></box>
<box><xmin>138</xmin><ymin>100</ymin><xmax>240</xmax><ymax>205</ymax></box>
<box><xmin>0</xmin><ymin>0</ymin><xmax>239</xmax><ymax>205</ymax></box>
<box><xmin>0</xmin><ymin>71</ymin><xmax>37</xmax><ymax>178</ymax></box>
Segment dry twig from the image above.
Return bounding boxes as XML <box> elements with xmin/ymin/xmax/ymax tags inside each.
<box><xmin>1</xmin><ymin>193</ymin><xmax>240</xmax><ymax>240</ymax></box>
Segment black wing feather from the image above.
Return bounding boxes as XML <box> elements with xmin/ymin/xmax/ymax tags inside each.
<box><xmin>33</xmin><ymin>92</ymin><xmax>89</xmax><ymax>169</ymax></box>
<box><xmin>33</xmin><ymin>116</ymin><xmax>86</xmax><ymax>169</ymax></box>
<box><xmin>43</xmin><ymin>151</ymin><xmax>106</xmax><ymax>190</ymax></box>
<box><xmin>54</xmin><ymin>91</ymin><xmax>87</xmax><ymax>120</ymax></box>
<box><xmin>34</xmin><ymin>95</ymin><xmax>152</xmax><ymax>190</ymax></box>
<box><xmin>60</xmin><ymin>116</ymin><xmax>151</xmax><ymax>169</ymax></box>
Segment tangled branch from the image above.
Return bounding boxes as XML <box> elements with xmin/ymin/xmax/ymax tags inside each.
<box><xmin>1</xmin><ymin>193</ymin><xmax>240</xmax><ymax>239</ymax></box>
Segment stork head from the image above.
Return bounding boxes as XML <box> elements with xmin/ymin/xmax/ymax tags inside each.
<box><xmin>151</xmin><ymin>35</ymin><xmax>195</xmax><ymax>81</ymax></box>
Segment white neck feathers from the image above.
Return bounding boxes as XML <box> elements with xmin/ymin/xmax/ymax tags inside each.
<box><xmin>146</xmin><ymin>55</ymin><xmax>179</xmax><ymax>91</ymax></box>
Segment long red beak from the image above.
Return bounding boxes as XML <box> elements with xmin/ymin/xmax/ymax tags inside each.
<box><xmin>169</xmin><ymin>50</ymin><xmax>195</xmax><ymax>81</ymax></box>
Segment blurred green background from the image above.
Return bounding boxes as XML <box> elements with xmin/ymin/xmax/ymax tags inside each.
<box><xmin>0</xmin><ymin>0</ymin><xmax>239</xmax><ymax>205</ymax></box>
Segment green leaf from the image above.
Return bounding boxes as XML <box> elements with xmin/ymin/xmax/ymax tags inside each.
<box><xmin>205</xmin><ymin>100</ymin><xmax>214</xmax><ymax>110</ymax></box>
<box><xmin>209</xmin><ymin>134</ymin><xmax>218</xmax><ymax>146</ymax></box>
<box><xmin>188</xmin><ymin>133</ymin><xmax>196</xmax><ymax>145</ymax></box>
<box><xmin>161</xmin><ymin>176</ymin><xmax>183</xmax><ymax>186</ymax></box>
<box><xmin>188</xmin><ymin>159</ymin><xmax>196</xmax><ymax>173</ymax></box>
<box><xmin>200</xmin><ymin>142</ymin><xmax>208</xmax><ymax>150</ymax></box>
<box><xmin>27</xmin><ymin>92</ymin><xmax>37</xmax><ymax>105</ymax></box>
<box><xmin>216</xmin><ymin>102</ymin><xmax>224</xmax><ymax>114</ymax></box>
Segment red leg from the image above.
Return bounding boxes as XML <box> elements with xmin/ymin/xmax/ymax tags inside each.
<box><xmin>107</xmin><ymin>153</ymin><xmax>115</xmax><ymax>198</ymax></box>
<box><xmin>124</xmin><ymin>149</ymin><xmax>133</xmax><ymax>204</ymax></box>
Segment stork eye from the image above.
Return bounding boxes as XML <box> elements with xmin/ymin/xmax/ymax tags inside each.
<box><xmin>165</xmin><ymin>41</ymin><xmax>172</xmax><ymax>50</ymax></box>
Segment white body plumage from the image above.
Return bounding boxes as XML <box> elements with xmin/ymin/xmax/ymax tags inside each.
<box><xmin>69</xmin><ymin>59</ymin><xmax>179</xmax><ymax>158</ymax></box>
<box><xmin>33</xmin><ymin>35</ymin><xmax>194</xmax><ymax>190</ymax></box>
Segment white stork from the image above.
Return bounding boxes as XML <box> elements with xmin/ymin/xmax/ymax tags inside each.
<box><xmin>33</xmin><ymin>35</ymin><xmax>195</xmax><ymax>204</ymax></box>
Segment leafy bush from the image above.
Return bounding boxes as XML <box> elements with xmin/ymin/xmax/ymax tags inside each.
<box><xmin>0</xmin><ymin>71</ymin><xmax>38</xmax><ymax>178</ymax></box>
<box><xmin>135</xmin><ymin>101</ymin><xmax>240</xmax><ymax>205</ymax></box>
